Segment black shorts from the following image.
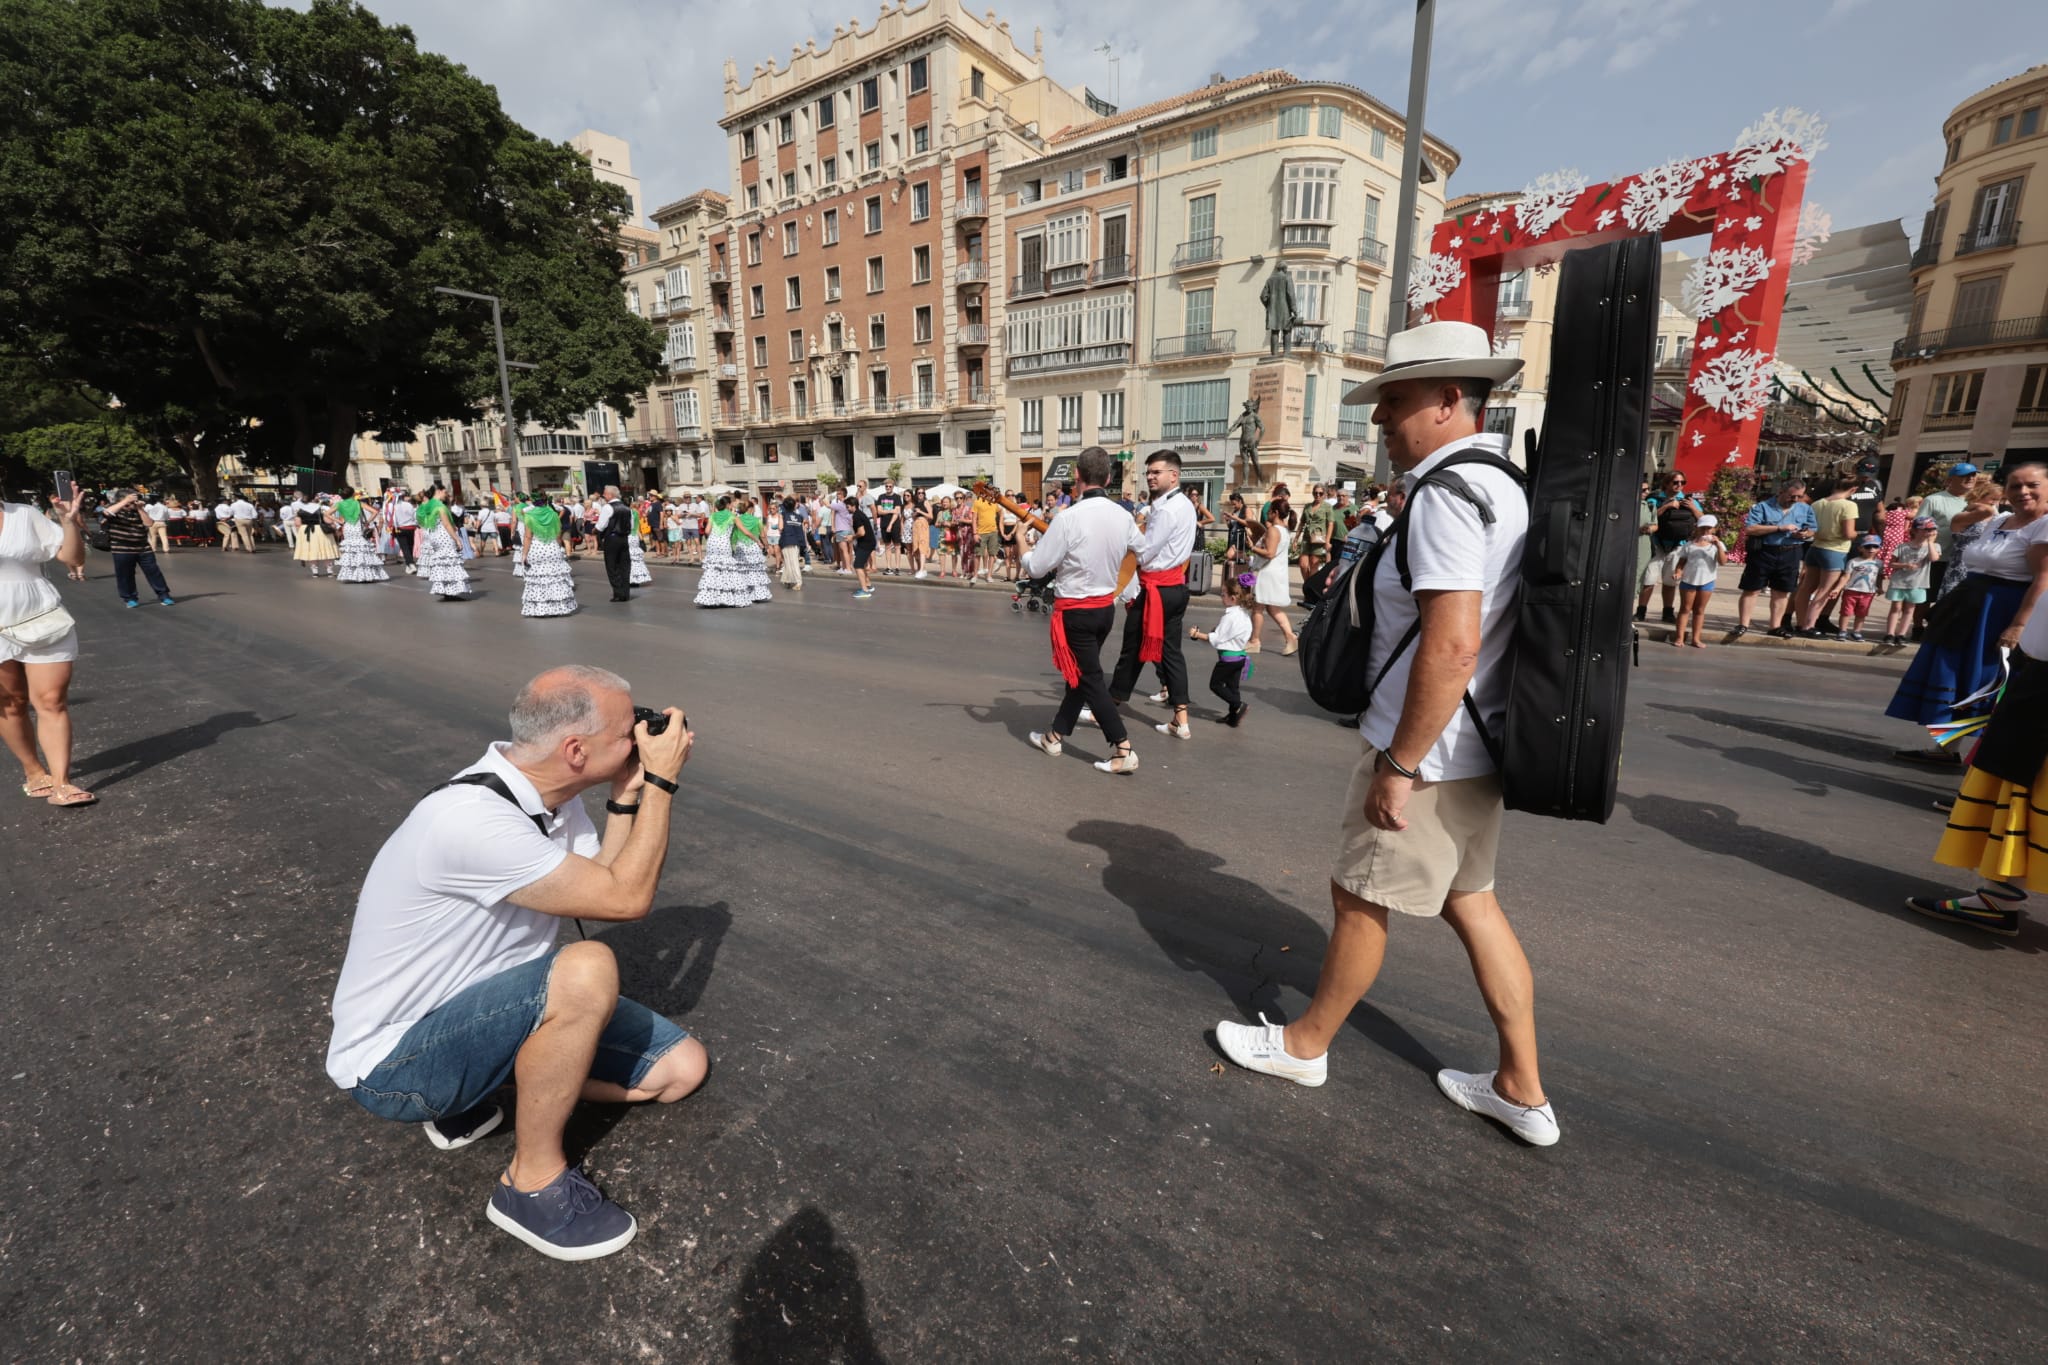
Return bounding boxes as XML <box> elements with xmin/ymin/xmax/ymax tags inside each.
<box><xmin>853</xmin><ymin>542</ymin><xmax>874</xmax><ymax>569</ymax></box>
<box><xmin>1738</xmin><ymin>543</ymin><xmax>1800</xmax><ymax>593</ymax></box>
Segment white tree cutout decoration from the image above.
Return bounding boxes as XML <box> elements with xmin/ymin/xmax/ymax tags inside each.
<box><xmin>1621</xmin><ymin>158</ymin><xmax>1709</xmax><ymax>233</ymax></box>
<box><xmin>1681</xmin><ymin>246</ymin><xmax>1775</xmax><ymax>317</ymax></box>
<box><xmin>1729</xmin><ymin>108</ymin><xmax>1829</xmax><ymax>180</ymax></box>
<box><xmin>1407</xmin><ymin>252</ymin><xmax>1465</xmax><ymax>314</ymax></box>
<box><xmin>1515</xmin><ymin>168</ymin><xmax>1588</xmax><ymax>240</ymax></box>
<box><xmin>1690</xmin><ymin>348</ymin><xmax>1776</xmax><ymax>421</ymax></box>
<box><xmin>1791</xmin><ymin>203</ymin><xmax>1833</xmax><ymax>266</ymax></box>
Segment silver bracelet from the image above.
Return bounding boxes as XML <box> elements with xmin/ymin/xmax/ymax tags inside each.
<box><xmin>1378</xmin><ymin>751</ymin><xmax>1422</xmax><ymax>781</ymax></box>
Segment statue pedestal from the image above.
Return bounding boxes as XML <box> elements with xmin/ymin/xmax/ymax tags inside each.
<box><xmin>1237</xmin><ymin>356</ymin><xmax>1311</xmax><ymax>491</ymax></box>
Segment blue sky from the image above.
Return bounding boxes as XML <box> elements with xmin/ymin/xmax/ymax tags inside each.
<box><xmin>341</xmin><ymin>0</ymin><xmax>2039</xmax><ymax>236</ymax></box>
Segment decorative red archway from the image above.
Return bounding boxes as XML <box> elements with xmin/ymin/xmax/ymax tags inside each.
<box><xmin>1412</xmin><ymin>109</ymin><xmax>1826</xmax><ymax>486</ymax></box>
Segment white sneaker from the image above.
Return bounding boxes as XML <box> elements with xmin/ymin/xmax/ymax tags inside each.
<box><xmin>914</xmin><ymin>569</ymin><xmax>928</xmax><ymax>579</ymax></box>
<box><xmin>1149</xmin><ymin>689</ymin><xmax>1170</xmax><ymax>704</ymax></box>
<box><xmin>1154</xmin><ymin>721</ymin><xmax>1192</xmax><ymax>740</ymax></box>
<box><xmin>1076</xmin><ymin>706</ymin><xmax>1098</xmax><ymax>728</ymax></box>
<box><xmin>1436</xmin><ymin>1068</ymin><xmax>1560</xmax><ymax>1146</ymax></box>
<box><xmin>1215</xmin><ymin>1014</ymin><xmax>1326</xmax><ymax>1087</ymax></box>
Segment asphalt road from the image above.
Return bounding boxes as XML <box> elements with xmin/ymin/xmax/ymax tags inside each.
<box><xmin>3</xmin><ymin>547</ymin><xmax>2043</xmax><ymax>1362</ymax></box>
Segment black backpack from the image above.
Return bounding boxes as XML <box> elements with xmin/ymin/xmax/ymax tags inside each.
<box><xmin>1296</xmin><ymin>453</ymin><xmax>1523</xmax><ymax>723</ymax></box>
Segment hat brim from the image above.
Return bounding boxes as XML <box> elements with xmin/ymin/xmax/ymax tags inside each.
<box><xmin>1341</xmin><ymin>356</ymin><xmax>1526</xmax><ymax>409</ymax></box>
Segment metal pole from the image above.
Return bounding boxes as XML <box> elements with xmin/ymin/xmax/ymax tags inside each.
<box><xmin>489</xmin><ymin>296</ymin><xmax>521</xmax><ymax>496</ymax></box>
<box><xmin>1383</xmin><ymin>0</ymin><xmax>1435</xmax><ymax>480</ymax></box>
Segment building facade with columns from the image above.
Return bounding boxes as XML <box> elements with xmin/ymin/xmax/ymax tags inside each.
<box><xmin>1000</xmin><ymin>71</ymin><xmax>1457</xmax><ymax>500</ymax></box>
<box><xmin>710</xmin><ymin>0</ymin><xmax>1094</xmax><ymax>498</ymax></box>
<box><xmin>1885</xmin><ymin>64</ymin><xmax>2048</xmax><ymax>487</ymax></box>
<box><xmin>607</xmin><ymin>192</ymin><xmax>731</xmax><ymax>492</ymax></box>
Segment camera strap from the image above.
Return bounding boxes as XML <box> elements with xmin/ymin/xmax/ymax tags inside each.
<box><xmin>426</xmin><ymin>772</ymin><xmax>547</xmax><ymax>835</ymax></box>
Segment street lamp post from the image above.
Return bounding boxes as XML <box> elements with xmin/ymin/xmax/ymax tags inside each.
<box><xmin>433</xmin><ymin>286</ymin><xmax>523</xmax><ymax>496</ymax></box>
<box><xmin>1383</xmin><ymin>0</ymin><xmax>1437</xmax><ymax>482</ymax></box>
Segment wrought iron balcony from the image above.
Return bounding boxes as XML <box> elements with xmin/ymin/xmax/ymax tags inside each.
<box><xmin>1656</xmin><ymin>346</ymin><xmax>1693</xmax><ymax>370</ymax></box>
<box><xmin>668</xmin><ymin>355</ymin><xmax>698</xmax><ymax>373</ymax></box>
<box><xmin>1342</xmin><ymin>329</ymin><xmax>1387</xmax><ymax>358</ymax></box>
<box><xmin>958</xmin><ymin>324</ymin><xmax>989</xmax><ymax>345</ymax></box>
<box><xmin>956</xmin><ymin>385</ymin><xmax>991</xmax><ymax>406</ymax></box>
<box><xmin>1172</xmin><ymin>236</ymin><xmax>1223</xmax><ymax>268</ymax></box>
<box><xmin>1956</xmin><ymin>220</ymin><xmax>2020</xmax><ymax>256</ymax></box>
<box><xmin>1153</xmin><ymin>329</ymin><xmax>1236</xmax><ymax>360</ymax></box>
<box><xmin>1012</xmin><ymin>271</ymin><xmax>1045</xmax><ymax>298</ymax></box>
<box><xmin>1910</xmin><ymin>240</ymin><xmax>1941</xmax><ymax>270</ymax></box>
<box><xmin>718</xmin><ymin>363</ymin><xmax>739</xmax><ymax>380</ymax></box>
<box><xmin>1357</xmin><ymin>236</ymin><xmax>1390</xmax><ymax>267</ymax></box>
<box><xmin>1891</xmin><ymin>314</ymin><xmax>2048</xmax><ymax>361</ymax></box>
<box><xmin>957</xmin><ymin>192</ymin><xmax>987</xmax><ymax>218</ymax></box>
<box><xmin>1047</xmin><ymin>262</ymin><xmax>1091</xmax><ymax>292</ymax></box>
<box><xmin>648</xmin><ymin>301</ymin><xmax>670</xmax><ymax>320</ymax></box>
<box><xmin>956</xmin><ymin>260</ymin><xmax>989</xmax><ymax>284</ymax></box>
<box><xmin>1498</xmin><ymin>298</ymin><xmax>1533</xmax><ymax>320</ymax></box>
<box><xmin>1058</xmin><ymin>429</ymin><xmax>1082</xmax><ymax>446</ymax></box>
<box><xmin>710</xmin><ymin>313</ymin><xmax>735</xmax><ymax>332</ymax></box>
<box><xmin>1095</xmin><ymin>253</ymin><xmax>1131</xmax><ymax>282</ymax></box>
<box><xmin>1020</xmin><ymin>430</ymin><xmax>1044</xmax><ymax>448</ymax></box>
<box><xmin>1281</xmin><ymin>224</ymin><xmax>1332</xmax><ymax>248</ymax></box>
<box><xmin>1005</xmin><ymin>342</ymin><xmax>1131</xmax><ymax>377</ymax></box>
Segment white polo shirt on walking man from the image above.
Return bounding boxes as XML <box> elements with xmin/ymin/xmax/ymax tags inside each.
<box><xmin>1359</xmin><ymin>432</ymin><xmax>1527</xmax><ymax>782</ymax></box>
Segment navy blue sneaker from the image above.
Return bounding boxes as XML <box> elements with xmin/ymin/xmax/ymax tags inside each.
<box><xmin>423</xmin><ymin>1101</ymin><xmax>503</xmax><ymax>1151</ymax></box>
<box><xmin>487</xmin><ymin>1166</ymin><xmax>637</xmax><ymax>1261</ymax></box>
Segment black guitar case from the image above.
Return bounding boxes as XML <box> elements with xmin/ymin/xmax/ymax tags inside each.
<box><xmin>1499</xmin><ymin>237</ymin><xmax>1658</xmax><ymax>822</ymax></box>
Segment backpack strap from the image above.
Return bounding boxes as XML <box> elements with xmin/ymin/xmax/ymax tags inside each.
<box><xmin>427</xmin><ymin>771</ymin><xmax>547</xmax><ymax>835</ymax></box>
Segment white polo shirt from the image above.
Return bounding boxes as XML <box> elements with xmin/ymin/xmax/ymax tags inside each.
<box><xmin>231</xmin><ymin>498</ymin><xmax>257</xmax><ymax>521</ymax></box>
<box><xmin>325</xmin><ymin>743</ymin><xmax>599</xmax><ymax>1088</ymax></box>
<box><xmin>1359</xmin><ymin>433</ymin><xmax>1527</xmax><ymax>782</ymax></box>
<box><xmin>143</xmin><ymin>502</ymin><xmax>167</xmax><ymax>523</ymax></box>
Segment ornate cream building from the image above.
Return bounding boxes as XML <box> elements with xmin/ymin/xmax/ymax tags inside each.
<box><xmin>1886</xmin><ymin>64</ymin><xmax>2048</xmax><ymax>484</ymax></box>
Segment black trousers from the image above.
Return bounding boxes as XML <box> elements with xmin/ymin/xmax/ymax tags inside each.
<box><xmin>1109</xmin><ymin>584</ymin><xmax>1191</xmax><ymax>705</ymax></box>
<box><xmin>602</xmin><ymin>538</ymin><xmax>631</xmax><ymax>598</ymax></box>
<box><xmin>393</xmin><ymin>528</ymin><xmax>416</xmax><ymax>565</ymax></box>
<box><xmin>1049</xmin><ymin>605</ymin><xmax>1127</xmax><ymax>745</ymax></box>
<box><xmin>1209</xmin><ymin>658</ymin><xmax>1246</xmax><ymax>711</ymax></box>
<box><xmin>112</xmin><ymin>551</ymin><xmax>170</xmax><ymax>602</ymax></box>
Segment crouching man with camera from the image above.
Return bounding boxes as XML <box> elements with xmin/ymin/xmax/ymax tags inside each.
<box><xmin>325</xmin><ymin>664</ymin><xmax>704</xmax><ymax>1261</ymax></box>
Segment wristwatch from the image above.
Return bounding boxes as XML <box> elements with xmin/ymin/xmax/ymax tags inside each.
<box><xmin>605</xmin><ymin>800</ymin><xmax>641</xmax><ymax>816</ymax></box>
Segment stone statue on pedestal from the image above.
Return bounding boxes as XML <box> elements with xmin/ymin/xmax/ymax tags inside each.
<box><xmin>1260</xmin><ymin>261</ymin><xmax>1303</xmax><ymax>357</ymax></box>
<box><xmin>1225</xmin><ymin>396</ymin><xmax>1265</xmax><ymax>480</ymax></box>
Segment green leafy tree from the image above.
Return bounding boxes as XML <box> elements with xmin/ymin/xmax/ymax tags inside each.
<box><xmin>0</xmin><ymin>421</ymin><xmax>174</xmax><ymax>490</ymax></box>
<box><xmin>0</xmin><ymin>0</ymin><xmax>659</xmax><ymax>490</ymax></box>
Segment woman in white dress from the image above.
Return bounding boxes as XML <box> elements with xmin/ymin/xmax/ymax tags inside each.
<box><xmin>414</xmin><ymin>484</ymin><xmax>471</xmax><ymax>600</ymax></box>
<box><xmin>518</xmin><ymin>499</ymin><xmax>578</xmax><ymax>617</ymax></box>
<box><xmin>693</xmin><ymin>497</ymin><xmax>754</xmax><ymax>608</ymax></box>
<box><xmin>0</xmin><ymin>491</ymin><xmax>96</xmax><ymax>806</ymax></box>
<box><xmin>733</xmin><ymin>495</ymin><xmax>773</xmax><ymax>602</ymax></box>
<box><xmin>331</xmin><ymin>486</ymin><xmax>388</xmax><ymax>584</ymax></box>
<box><xmin>1244</xmin><ymin>503</ymin><xmax>1298</xmax><ymax>655</ymax></box>
<box><xmin>627</xmin><ymin>500</ymin><xmax>654</xmax><ymax>587</ymax></box>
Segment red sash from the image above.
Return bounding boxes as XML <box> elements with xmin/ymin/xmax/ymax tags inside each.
<box><xmin>1135</xmin><ymin>565</ymin><xmax>1187</xmax><ymax>664</ymax></box>
<box><xmin>1050</xmin><ymin>593</ymin><xmax>1115</xmax><ymax>687</ymax></box>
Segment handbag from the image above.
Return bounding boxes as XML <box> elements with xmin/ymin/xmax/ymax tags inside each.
<box><xmin>1</xmin><ymin>601</ymin><xmax>78</xmax><ymax>649</ymax></box>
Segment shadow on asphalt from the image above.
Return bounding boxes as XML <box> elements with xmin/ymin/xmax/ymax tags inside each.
<box><xmin>926</xmin><ymin>688</ymin><xmax>1062</xmax><ymax>747</ymax></box>
<box><xmin>1648</xmin><ymin>704</ymin><xmax>1897</xmax><ymax>758</ymax></box>
<box><xmin>1613</xmin><ymin>791</ymin><xmax>2043</xmax><ymax>953</ymax></box>
<box><xmin>1066</xmin><ymin>819</ymin><xmax>1443</xmax><ymax>1075</ymax></box>
<box><xmin>70</xmin><ymin>709</ymin><xmax>293</xmax><ymax>789</ymax></box>
<box><xmin>732</xmin><ymin>1205</ymin><xmax>888</xmax><ymax>1364</ymax></box>
<box><xmin>1666</xmin><ymin>733</ymin><xmax>1954</xmax><ymax>809</ymax></box>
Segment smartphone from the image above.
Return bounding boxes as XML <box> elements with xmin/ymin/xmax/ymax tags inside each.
<box><xmin>53</xmin><ymin>470</ymin><xmax>75</xmax><ymax>503</ymax></box>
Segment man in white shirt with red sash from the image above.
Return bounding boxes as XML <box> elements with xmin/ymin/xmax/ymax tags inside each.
<box><xmin>1104</xmin><ymin>450</ymin><xmax>1199</xmax><ymax>739</ymax></box>
<box><xmin>1022</xmin><ymin>446</ymin><xmax>1143</xmax><ymax>776</ymax></box>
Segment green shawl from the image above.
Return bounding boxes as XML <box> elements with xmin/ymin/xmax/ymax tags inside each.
<box><xmin>416</xmin><ymin>497</ymin><xmax>447</xmax><ymax>533</ymax></box>
<box><xmin>335</xmin><ymin>497</ymin><xmax>363</xmax><ymax>524</ymax></box>
<box><xmin>523</xmin><ymin>505</ymin><xmax>561</xmax><ymax>540</ymax></box>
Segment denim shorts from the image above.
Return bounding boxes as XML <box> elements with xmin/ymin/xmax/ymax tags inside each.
<box><xmin>349</xmin><ymin>948</ymin><xmax>688</xmax><ymax>1124</ymax></box>
<box><xmin>1805</xmin><ymin>545</ymin><xmax>1848</xmax><ymax>572</ymax></box>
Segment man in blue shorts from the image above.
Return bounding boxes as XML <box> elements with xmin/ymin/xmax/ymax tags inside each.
<box><xmin>326</xmin><ymin>666</ymin><xmax>704</xmax><ymax>1261</ymax></box>
<box><xmin>1733</xmin><ymin>478</ymin><xmax>1817</xmax><ymax>638</ymax></box>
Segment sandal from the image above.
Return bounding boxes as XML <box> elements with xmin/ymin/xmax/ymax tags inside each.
<box><xmin>1093</xmin><ymin>742</ymin><xmax>1139</xmax><ymax>776</ymax></box>
<box><xmin>22</xmin><ymin>776</ymin><xmax>56</xmax><ymax>799</ymax></box>
<box><xmin>46</xmin><ymin>783</ymin><xmax>98</xmax><ymax>808</ymax></box>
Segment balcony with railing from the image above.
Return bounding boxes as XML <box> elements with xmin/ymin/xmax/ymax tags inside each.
<box><xmin>1153</xmin><ymin>329</ymin><xmax>1236</xmax><ymax>361</ymax></box>
<box><xmin>956</xmin><ymin>385</ymin><xmax>991</xmax><ymax>406</ymax></box>
<box><xmin>1357</xmin><ymin>236</ymin><xmax>1390</xmax><ymax>268</ymax></box>
<box><xmin>1892</xmin><ymin>314</ymin><xmax>2048</xmax><ymax>361</ymax></box>
<box><xmin>1281</xmin><ymin>223</ymin><xmax>1332</xmax><ymax>248</ymax></box>
<box><xmin>1006</xmin><ymin>341</ymin><xmax>1131</xmax><ymax>377</ymax></box>
<box><xmin>2016</xmin><ymin>406</ymin><xmax>2048</xmax><ymax>427</ymax></box>
<box><xmin>649</xmin><ymin>301</ymin><xmax>671</xmax><ymax>320</ymax></box>
<box><xmin>957</xmin><ymin>192</ymin><xmax>987</xmax><ymax>219</ymax></box>
<box><xmin>710</xmin><ymin>312</ymin><xmax>735</xmax><ymax>333</ymax></box>
<box><xmin>958</xmin><ymin>324</ymin><xmax>989</xmax><ymax>345</ymax></box>
<box><xmin>1923</xmin><ymin>408</ymin><xmax>1978</xmax><ymax>432</ymax></box>
<box><xmin>668</xmin><ymin>354</ymin><xmax>698</xmax><ymax>374</ymax></box>
<box><xmin>1656</xmin><ymin>345</ymin><xmax>1694</xmax><ymax>371</ymax></box>
<box><xmin>1342</xmin><ymin>329</ymin><xmax>1387</xmax><ymax>359</ymax></box>
<box><xmin>1910</xmin><ymin>240</ymin><xmax>1942</xmax><ymax>270</ymax></box>
<box><xmin>1498</xmin><ymin>298</ymin><xmax>1533</xmax><ymax>320</ymax></box>
<box><xmin>1047</xmin><ymin>261</ymin><xmax>1091</xmax><ymax>292</ymax></box>
<box><xmin>1095</xmin><ymin>253</ymin><xmax>1131</xmax><ymax>283</ymax></box>
<box><xmin>718</xmin><ymin>362</ymin><xmax>739</xmax><ymax>381</ymax></box>
<box><xmin>1020</xmin><ymin>429</ymin><xmax>1044</xmax><ymax>448</ymax></box>
<box><xmin>669</xmin><ymin>294</ymin><xmax>693</xmax><ymax>313</ymax></box>
<box><xmin>1173</xmin><ymin>236</ymin><xmax>1223</xmax><ymax>268</ymax></box>
<box><xmin>956</xmin><ymin>260</ymin><xmax>989</xmax><ymax>284</ymax></box>
<box><xmin>1957</xmin><ymin>220</ymin><xmax>2020</xmax><ymax>257</ymax></box>
<box><xmin>1012</xmin><ymin>271</ymin><xmax>1045</xmax><ymax>299</ymax></box>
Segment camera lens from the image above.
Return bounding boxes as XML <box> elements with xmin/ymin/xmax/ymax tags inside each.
<box><xmin>633</xmin><ymin>705</ymin><xmax>669</xmax><ymax>736</ymax></box>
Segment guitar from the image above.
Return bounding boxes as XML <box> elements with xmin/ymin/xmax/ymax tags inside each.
<box><xmin>972</xmin><ymin>482</ymin><xmax>1140</xmax><ymax>594</ymax></box>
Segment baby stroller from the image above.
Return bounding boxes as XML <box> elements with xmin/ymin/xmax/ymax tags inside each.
<box><xmin>1011</xmin><ymin>573</ymin><xmax>1055</xmax><ymax>613</ymax></box>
